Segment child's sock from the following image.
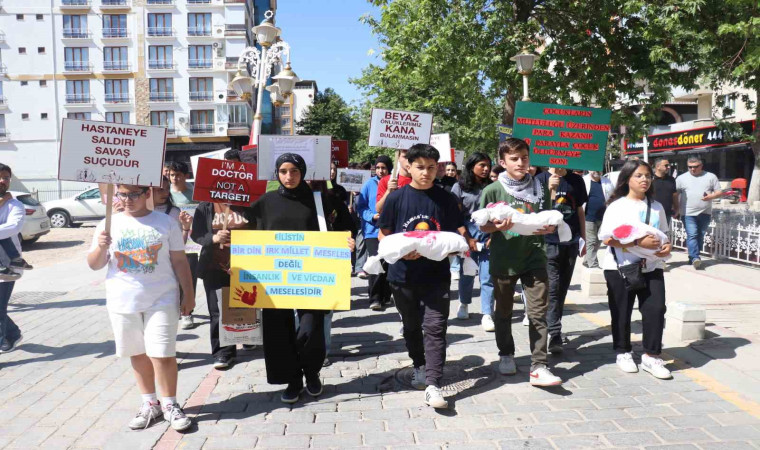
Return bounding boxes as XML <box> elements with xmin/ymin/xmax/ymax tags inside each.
<box><xmin>161</xmin><ymin>396</ymin><xmax>178</xmax><ymax>409</ymax></box>
<box><xmin>141</xmin><ymin>393</ymin><xmax>158</xmax><ymax>404</ymax></box>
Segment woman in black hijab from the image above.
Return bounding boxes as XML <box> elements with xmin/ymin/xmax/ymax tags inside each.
<box><xmin>250</xmin><ymin>153</ymin><xmax>355</xmax><ymax>403</ymax></box>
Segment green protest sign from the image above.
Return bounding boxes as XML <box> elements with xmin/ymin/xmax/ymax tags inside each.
<box><xmin>512</xmin><ymin>101</ymin><xmax>611</xmax><ymax>171</ymax></box>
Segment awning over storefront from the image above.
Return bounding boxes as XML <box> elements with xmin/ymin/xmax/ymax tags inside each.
<box><xmin>623</xmin><ymin>120</ymin><xmax>755</xmax><ymax>156</ymax></box>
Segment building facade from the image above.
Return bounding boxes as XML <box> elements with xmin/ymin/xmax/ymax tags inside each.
<box><xmin>273</xmin><ymin>79</ymin><xmax>316</xmax><ymax>135</ymax></box>
<box><xmin>0</xmin><ymin>0</ymin><xmax>270</xmax><ymax>197</ymax></box>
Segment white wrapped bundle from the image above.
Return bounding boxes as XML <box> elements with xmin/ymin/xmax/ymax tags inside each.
<box><xmin>598</xmin><ymin>222</ymin><xmax>671</xmax><ymax>263</ymax></box>
<box><xmin>470</xmin><ymin>202</ymin><xmax>572</xmax><ymax>242</ymax></box>
<box><xmin>363</xmin><ymin>231</ymin><xmax>469</xmax><ymax>275</ymax></box>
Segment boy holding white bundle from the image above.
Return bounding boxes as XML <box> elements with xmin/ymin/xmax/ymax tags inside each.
<box><xmin>479</xmin><ymin>138</ymin><xmax>562</xmax><ymax>387</ymax></box>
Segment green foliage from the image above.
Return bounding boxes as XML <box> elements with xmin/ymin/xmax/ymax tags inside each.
<box><xmin>296</xmin><ymin>88</ymin><xmax>363</xmax><ymax>157</ymax></box>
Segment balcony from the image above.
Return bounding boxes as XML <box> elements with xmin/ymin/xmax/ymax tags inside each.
<box><xmin>102</xmin><ymin>28</ymin><xmax>129</xmax><ymax>39</ymax></box>
<box><xmin>103</xmin><ymin>61</ymin><xmax>130</xmax><ymax>72</ymax></box>
<box><xmin>146</xmin><ymin>0</ymin><xmax>174</xmax><ymax>6</ymax></box>
<box><xmin>0</xmin><ymin>130</ymin><xmax>9</xmax><ymax>141</ymax></box>
<box><xmin>147</xmin><ymin>27</ymin><xmax>175</xmax><ymax>37</ymax></box>
<box><xmin>225</xmin><ymin>24</ymin><xmax>245</xmax><ymax>36</ymax></box>
<box><xmin>189</xmin><ymin>91</ymin><xmax>213</xmax><ymax>102</ymax></box>
<box><xmin>62</xmin><ymin>28</ymin><xmax>91</xmax><ymax>39</ymax></box>
<box><xmin>100</xmin><ymin>0</ymin><xmax>130</xmax><ymax>8</ymax></box>
<box><xmin>188</xmin><ymin>59</ymin><xmax>212</xmax><ymax>69</ymax></box>
<box><xmin>0</xmin><ymin>32</ymin><xmax>6</xmax><ymax>44</ymax></box>
<box><xmin>63</xmin><ymin>61</ymin><xmax>93</xmax><ymax>73</ymax></box>
<box><xmin>148</xmin><ymin>60</ymin><xmax>176</xmax><ymax>70</ymax></box>
<box><xmin>0</xmin><ymin>64</ymin><xmax>6</xmax><ymax>74</ymax></box>
<box><xmin>187</xmin><ymin>26</ymin><xmax>211</xmax><ymax>37</ymax></box>
<box><xmin>105</xmin><ymin>93</ymin><xmax>131</xmax><ymax>103</ymax></box>
<box><xmin>0</xmin><ymin>97</ymin><xmax>7</xmax><ymax>109</ymax></box>
<box><xmin>190</xmin><ymin>124</ymin><xmax>214</xmax><ymax>134</ymax></box>
<box><xmin>187</xmin><ymin>0</ymin><xmax>211</xmax><ymax>4</ymax></box>
<box><xmin>149</xmin><ymin>92</ymin><xmax>177</xmax><ymax>102</ymax></box>
<box><xmin>65</xmin><ymin>93</ymin><xmax>94</xmax><ymax>104</ymax></box>
<box><xmin>60</xmin><ymin>0</ymin><xmax>91</xmax><ymax>8</ymax></box>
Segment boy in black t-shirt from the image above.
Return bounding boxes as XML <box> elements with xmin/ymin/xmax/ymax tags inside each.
<box><xmin>378</xmin><ymin>144</ymin><xmax>474</xmax><ymax>409</ymax></box>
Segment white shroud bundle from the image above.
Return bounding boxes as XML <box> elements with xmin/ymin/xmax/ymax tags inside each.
<box><xmin>470</xmin><ymin>202</ymin><xmax>572</xmax><ymax>242</ymax></box>
<box><xmin>363</xmin><ymin>231</ymin><xmax>477</xmax><ymax>275</ymax></box>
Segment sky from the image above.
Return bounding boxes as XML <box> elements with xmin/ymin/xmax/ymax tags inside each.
<box><xmin>272</xmin><ymin>0</ymin><xmax>382</xmax><ymax>105</ymax></box>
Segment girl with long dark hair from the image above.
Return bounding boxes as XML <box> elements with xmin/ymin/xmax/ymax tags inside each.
<box><xmin>599</xmin><ymin>159</ymin><xmax>672</xmax><ymax>379</ymax></box>
<box><xmin>450</xmin><ymin>152</ymin><xmax>495</xmax><ymax>331</ymax></box>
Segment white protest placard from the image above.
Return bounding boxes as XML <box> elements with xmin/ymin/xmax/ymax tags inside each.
<box><xmin>58</xmin><ymin>119</ymin><xmax>166</xmax><ymax>186</ymax></box>
<box><xmin>368</xmin><ymin>108</ymin><xmax>433</xmax><ymax>150</ymax></box>
<box><xmin>454</xmin><ymin>150</ymin><xmax>465</xmax><ymax>167</ymax></box>
<box><xmin>257</xmin><ymin>135</ymin><xmax>332</xmax><ymax>181</ymax></box>
<box><xmin>431</xmin><ymin>133</ymin><xmax>454</xmax><ymax>162</ymax></box>
<box><xmin>337</xmin><ymin>169</ymin><xmax>372</xmax><ymax>193</ymax></box>
<box><xmin>190</xmin><ymin>148</ymin><xmax>229</xmax><ymax>180</ymax></box>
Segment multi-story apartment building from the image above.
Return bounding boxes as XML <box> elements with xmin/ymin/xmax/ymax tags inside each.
<box><xmin>274</xmin><ymin>79</ymin><xmax>316</xmax><ymax>135</ymax></box>
<box><xmin>0</xmin><ymin>0</ymin><xmax>277</xmax><ymax>196</ymax></box>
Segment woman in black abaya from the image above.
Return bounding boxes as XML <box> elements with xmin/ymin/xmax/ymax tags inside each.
<box><xmin>251</xmin><ymin>153</ymin><xmax>355</xmax><ymax>403</ymax></box>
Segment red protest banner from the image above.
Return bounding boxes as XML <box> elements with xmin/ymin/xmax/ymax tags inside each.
<box><xmin>331</xmin><ymin>140</ymin><xmax>349</xmax><ymax>167</ymax></box>
<box><xmin>193</xmin><ymin>157</ymin><xmax>267</xmax><ymax>206</ymax></box>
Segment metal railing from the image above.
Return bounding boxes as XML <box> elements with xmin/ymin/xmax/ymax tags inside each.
<box><xmin>147</xmin><ymin>27</ymin><xmax>174</xmax><ymax>36</ymax></box>
<box><xmin>102</xmin><ymin>28</ymin><xmax>128</xmax><ymax>38</ymax></box>
<box><xmin>105</xmin><ymin>93</ymin><xmax>130</xmax><ymax>103</ymax></box>
<box><xmin>189</xmin><ymin>91</ymin><xmax>212</xmax><ymax>101</ymax></box>
<box><xmin>61</xmin><ymin>0</ymin><xmax>90</xmax><ymax>6</ymax></box>
<box><xmin>65</xmin><ymin>93</ymin><xmax>93</xmax><ymax>104</ymax></box>
<box><xmin>101</xmin><ymin>0</ymin><xmax>129</xmax><ymax>6</ymax></box>
<box><xmin>0</xmin><ymin>31</ymin><xmax>5</xmax><ymax>43</ymax></box>
<box><xmin>190</xmin><ymin>123</ymin><xmax>214</xmax><ymax>134</ymax></box>
<box><xmin>672</xmin><ymin>209</ymin><xmax>760</xmax><ymax>266</ymax></box>
<box><xmin>103</xmin><ymin>61</ymin><xmax>130</xmax><ymax>71</ymax></box>
<box><xmin>0</xmin><ymin>64</ymin><xmax>6</xmax><ymax>74</ymax></box>
<box><xmin>64</xmin><ymin>61</ymin><xmax>93</xmax><ymax>72</ymax></box>
<box><xmin>187</xmin><ymin>26</ymin><xmax>211</xmax><ymax>36</ymax></box>
<box><xmin>0</xmin><ymin>96</ymin><xmax>6</xmax><ymax>105</ymax></box>
<box><xmin>31</xmin><ymin>189</ymin><xmax>83</xmax><ymax>202</ymax></box>
<box><xmin>188</xmin><ymin>59</ymin><xmax>212</xmax><ymax>69</ymax></box>
<box><xmin>228</xmin><ymin>122</ymin><xmax>249</xmax><ymax>129</ymax></box>
<box><xmin>187</xmin><ymin>0</ymin><xmax>211</xmax><ymax>4</ymax></box>
<box><xmin>62</xmin><ymin>28</ymin><xmax>91</xmax><ymax>38</ymax></box>
<box><xmin>147</xmin><ymin>0</ymin><xmax>174</xmax><ymax>4</ymax></box>
<box><xmin>148</xmin><ymin>60</ymin><xmax>176</xmax><ymax>69</ymax></box>
<box><xmin>149</xmin><ymin>92</ymin><xmax>176</xmax><ymax>102</ymax></box>
<box><xmin>0</xmin><ymin>129</ymin><xmax>9</xmax><ymax>139</ymax></box>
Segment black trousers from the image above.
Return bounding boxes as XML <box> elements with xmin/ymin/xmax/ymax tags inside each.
<box><xmin>546</xmin><ymin>243</ymin><xmax>579</xmax><ymax>339</ymax></box>
<box><xmin>365</xmin><ymin>238</ymin><xmax>391</xmax><ymax>304</ymax></box>
<box><xmin>202</xmin><ymin>271</ymin><xmax>236</xmax><ymax>359</ymax></box>
<box><xmin>181</xmin><ymin>253</ymin><xmax>199</xmax><ymax>315</ymax></box>
<box><xmin>390</xmin><ymin>281</ymin><xmax>450</xmax><ymax>387</ymax></box>
<box><xmin>263</xmin><ymin>308</ymin><xmax>326</xmax><ymax>384</ymax></box>
<box><xmin>604</xmin><ymin>269</ymin><xmax>666</xmax><ymax>355</ymax></box>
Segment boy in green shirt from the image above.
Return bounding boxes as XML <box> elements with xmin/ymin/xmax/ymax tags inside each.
<box><xmin>479</xmin><ymin>138</ymin><xmax>562</xmax><ymax>387</ymax></box>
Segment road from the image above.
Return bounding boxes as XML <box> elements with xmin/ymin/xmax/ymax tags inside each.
<box><xmin>21</xmin><ymin>223</ymin><xmax>96</xmax><ymax>268</ymax></box>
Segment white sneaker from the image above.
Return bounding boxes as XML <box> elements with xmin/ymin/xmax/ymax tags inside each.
<box><xmin>616</xmin><ymin>352</ymin><xmax>638</xmax><ymax>373</ymax></box>
<box><xmin>163</xmin><ymin>404</ymin><xmax>192</xmax><ymax>431</ymax></box>
<box><xmin>180</xmin><ymin>315</ymin><xmax>194</xmax><ymax>330</ymax></box>
<box><xmin>424</xmin><ymin>385</ymin><xmax>448</xmax><ymax>408</ymax></box>
<box><xmin>128</xmin><ymin>401</ymin><xmax>162</xmax><ymax>430</ymax></box>
<box><xmin>498</xmin><ymin>355</ymin><xmax>516</xmax><ymax>375</ymax></box>
<box><xmin>481</xmin><ymin>314</ymin><xmax>495</xmax><ymax>332</ymax></box>
<box><xmin>451</xmin><ymin>271</ymin><xmax>460</xmax><ymax>281</ymax></box>
<box><xmin>411</xmin><ymin>365</ymin><xmax>426</xmax><ymax>390</ymax></box>
<box><xmin>456</xmin><ymin>303</ymin><xmax>469</xmax><ymax>320</ymax></box>
<box><xmin>522</xmin><ymin>314</ymin><xmax>529</xmax><ymax>326</ymax></box>
<box><xmin>641</xmin><ymin>354</ymin><xmax>672</xmax><ymax>379</ymax></box>
<box><xmin>529</xmin><ymin>366</ymin><xmax>562</xmax><ymax>387</ymax></box>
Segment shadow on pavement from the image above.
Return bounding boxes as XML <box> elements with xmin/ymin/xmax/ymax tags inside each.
<box><xmin>0</xmin><ymin>341</ymin><xmax>115</xmax><ymax>369</ymax></box>
<box><xmin>23</xmin><ymin>240</ymin><xmax>85</xmax><ymax>252</ymax></box>
<box><xmin>9</xmin><ymin>297</ymin><xmax>105</xmax><ymax>312</ymax></box>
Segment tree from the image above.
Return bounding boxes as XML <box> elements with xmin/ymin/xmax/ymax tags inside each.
<box><xmin>296</xmin><ymin>88</ymin><xmax>363</xmax><ymax>158</ymax></box>
<box><xmin>353</xmin><ymin>0</ymin><xmax>704</xmax><ymax>155</ymax></box>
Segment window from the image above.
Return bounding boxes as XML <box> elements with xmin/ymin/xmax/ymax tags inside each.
<box><xmin>105</xmin><ymin>79</ymin><xmax>129</xmax><ymax>102</ymax></box>
<box><xmin>149</xmin><ymin>78</ymin><xmax>174</xmax><ymax>101</ymax></box>
<box><xmin>147</xmin><ymin>13</ymin><xmax>172</xmax><ymax>36</ymax></box>
<box><xmin>38</xmin><ymin>47</ymin><xmax>46</xmax><ymax>54</ymax></box>
<box><xmin>36</xmin><ymin>14</ymin><xmax>44</xmax><ymax>21</ymax></box>
<box><xmin>41</xmin><ymin>113</ymin><xmax>48</xmax><ymax>119</ymax></box>
<box><xmin>16</xmin><ymin>14</ymin><xmax>24</xmax><ymax>20</ymax></box>
<box><xmin>64</xmin><ymin>47</ymin><xmax>90</xmax><ymax>71</ymax></box>
<box><xmin>19</xmin><ymin>48</ymin><xmax>26</xmax><ymax>55</ymax></box>
<box><xmin>226</xmin><ymin>104</ymin><xmax>250</xmax><ymax>128</ymax></box>
<box><xmin>188</xmin><ymin>45</ymin><xmax>212</xmax><ymax>68</ymax></box>
<box><xmin>20</xmin><ymin>81</ymin><xmax>28</xmax><ymax>86</ymax></box>
<box><xmin>722</xmin><ymin>94</ymin><xmax>737</xmax><ymax>117</ymax></box>
<box><xmin>187</xmin><ymin>13</ymin><xmax>211</xmax><ymax>36</ymax></box>
<box><xmin>40</xmin><ymin>80</ymin><xmax>47</xmax><ymax>87</ymax></box>
<box><xmin>104</xmin><ymin>47</ymin><xmax>128</xmax><ymax>70</ymax></box>
<box><xmin>63</xmin><ymin>15</ymin><xmax>88</xmax><ymax>38</ymax></box>
<box><xmin>67</xmin><ymin>112</ymin><xmax>91</xmax><ymax>120</ymax></box>
<box><xmin>22</xmin><ymin>114</ymin><xmax>29</xmax><ymax>120</ymax></box>
<box><xmin>148</xmin><ymin>46</ymin><xmax>173</xmax><ymax>69</ymax></box>
<box><xmin>65</xmin><ymin>80</ymin><xmax>90</xmax><ymax>103</ymax></box>
<box><xmin>150</xmin><ymin>111</ymin><xmax>174</xmax><ymax>132</ymax></box>
<box><xmin>103</xmin><ymin>14</ymin><xmax>127</xmax><ymax>38</ymax></box>
<box><xmin>189</xmin><ymin>77</ymin><xmax>212</xmax><ymax>101</ymax></box>
<box><xmin>190</xmin><ymin>110</ymin><xmax>213</xmax><ymax>133</ymax></box>
<box><xmin>0</xmin><ymin>115</ymin><xmax>6</xmax><ymax>137</ymax></box>
<box><xmin>106</xmin><ymin>112</ymin><xmax>129</xmax><ymax>123</ymax></box>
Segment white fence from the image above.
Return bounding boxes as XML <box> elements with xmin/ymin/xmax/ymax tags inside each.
<box><xmin>672</xmin><ymin>213</ymin><xmax>760</xmax><ymax>266</ymax></box>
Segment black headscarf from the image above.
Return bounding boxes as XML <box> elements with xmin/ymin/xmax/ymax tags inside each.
<box><xmin>275</xmin><ymin>153</ymin><xmax>312</xmax><ymax>200</ymax></box>
<box><xmin>376</xmin><ymin>155</ymin><xmax>393</xmax><ymax>175</ymax></box>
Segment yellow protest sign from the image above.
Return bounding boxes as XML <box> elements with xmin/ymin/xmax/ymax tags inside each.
<box><xmin>229</xmin><ymin>230</ymin><xmax>352</xmax><ymax>310</ymax></box>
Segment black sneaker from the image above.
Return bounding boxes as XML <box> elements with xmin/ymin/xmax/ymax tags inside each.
<box><xmin>280</xmin><ymin>380</ymin><xmax>303</xmax><ymax>404</ymax></box>
<box><xmin>0</xmin><ymin>268</ymin><xmax>21</xmax><ymax>281</ymax></box>
<box><xmin>0</xmin><ymin>334</ymin><xmax>22</xmax><ymax>353</ymax></box>
<box><xmin>369</xmin><ymin>300</ymin><xmax>382</xmax><ymax>311</ymax></box>
<box><xmin>548</xmin><ymin>335</ymin><xmax>563</xmax><ymax>354</ymax></box>
<box><xmin>213</xmin><ymin>355</ymin><xmax>234</xmax><ymax>370</ymax></box>
<box><xmin>9</xmin><ymin>258</ymin><xmax>33</xmax><ymax>270</ymax></box>
<box><xmin>305</xmin><ymin>376</ymin><xmax>323</xmax><ymax>397</ymax></box>
<box><xmin>242</xmin><ymin>344</ymin><xmax>257</xmax><ymax>350</ymax></box>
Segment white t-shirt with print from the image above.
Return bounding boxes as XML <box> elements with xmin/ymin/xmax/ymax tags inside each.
<box><xmin>90</xmin><ymin>211</ymin><xmax>185</xmax><ymax>313</ymax></box>
<box><xmin>600</xmin><ymin>197</ymin><xmax>669</xmax><ymax>273</ymax></box>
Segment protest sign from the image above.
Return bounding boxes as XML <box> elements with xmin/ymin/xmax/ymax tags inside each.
<box><xmin>454</xmin><ymin>150</ymin><xmax>465</xmax><ymax>168</ymax></box>
<box><xmin>58</xmin><ymin>119</ymin><xmax>166</xmax><ymax>186</ymax></box>
<box><xmin>512</xmin><ymin>101</ymin><xmax>611</xmax><ymax>171</ymax></box>
<box><xmin>193</xmin><ymin>158</ymin><xmax>266</xmax><ymax>206</ymax></box>
<box><xmin>190</xmin><ymin>148</ymin><xmax>229</xmax><ymax>180</ymax></box>
<box><xmin>331</xmin><ymin>140</ymin><xmax>349</xmax><ymax>168</ymax></box>
<box><xmin>230</xmin><ymin>230</ymin><xmax>351</xmax><ymax>310</ymax></box>
<box><xmin>430</xmin><ymin>133</ymin><xmax>455</xmax><ymax>162</ymax></box>
<box><xmin>239</xmin><ymin>144</ymin><xmax>257</xmax><ymax>164</ymax></box>
<box><xmin>179</xmin><ymin>205</ymin><xmax>202</xmax><ymax>254</ymax></box>
<box><xmin>337</xmin><ymin>169</ymin><xmax>371</xmax><ymax>192</ymax></box>
<box><xmin>217</xmin><ymin>287</ymin><xmax>262</xmax><ymax>346</ymax></box>
<box><xmin>368</xmin><ymin>108</ymin><xmax>433</xmax><ymax>150</ymax></box>
<box><xmin>257</xmin><ymin>135</ymin><xmax>332</xmax><ymax>181</ymax></box>
<box><xmin>498</xmin><ymin>124</ymin><xmax>513</xmax><ymax>142</ymax></box>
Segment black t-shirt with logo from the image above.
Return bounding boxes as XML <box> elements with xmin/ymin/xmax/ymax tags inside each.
<box><xmin>377</xmin><ymin>184</ymin><xmax>464</xmax><ymax>284</ymax></box>
<box><xmin>536</xmin><ymin>171</ymin><xmax>588</xmax><ymax>245</ymax></box>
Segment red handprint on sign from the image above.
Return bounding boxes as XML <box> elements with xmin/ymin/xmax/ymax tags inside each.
<box><xmin>234</xmin><ymin>286</ymin><xmax>257</xmax><ymax>306</ymax></box>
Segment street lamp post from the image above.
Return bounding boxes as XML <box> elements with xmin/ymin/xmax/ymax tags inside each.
<box><xmin>229</xmin><ymin>10</ymin><xmax>300</xmax><ymax>146</ymax></box>
<box><xmin>511</xmin><ymin>50</ymin><xmax>537</xmax><ymax>101</ymax></box>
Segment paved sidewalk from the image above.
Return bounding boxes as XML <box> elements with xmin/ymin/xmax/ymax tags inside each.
<box><xmin>1</xmin><ymin>254</ymin><xmax>760</xmax><ymax>449</ymax></box>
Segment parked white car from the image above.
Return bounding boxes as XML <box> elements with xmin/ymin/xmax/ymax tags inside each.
<box><xmin>10</xmin><ymin>191</ymin><xmax>51</xmax><ymax>243</ymax></box>
<box><xmin>43</xmin><ymin>187</ymin><xmax>106</xmax><ymax>228</ymax></box>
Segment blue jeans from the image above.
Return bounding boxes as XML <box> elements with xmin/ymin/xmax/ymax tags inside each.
<box><xmin>0</xmin><ymin>281</ymin><xmax>19</xmax><ymax>347</ymax></box>
<box><xmin>683</xmin><ymin>214</ymin><xmax>711</xmax><ymax>262</ymax></box>
<box><xmin>457</xmin><ymin>250</ymin><xmax>494</xmax><ymax>315</ymax></box>
<box><xmin>450</xmin><ymin>256</ymin><xmax>461</xmax><ymax>274</ymax></box>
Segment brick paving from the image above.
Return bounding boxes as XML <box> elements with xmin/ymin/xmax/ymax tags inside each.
<box><xmin>1</xmin><ymin>261</ymin><xmax>760</xmax><ymax>449</ymax></box>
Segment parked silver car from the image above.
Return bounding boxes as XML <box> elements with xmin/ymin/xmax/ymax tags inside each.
<box><xmin>43</xmin><ymin>187</ymin><xmax>106</xmax><ymax>228</ymax></box>
<box><xmin>10</xmin><ymin>191</ymin><xmax>51</xmax><ymax>243</ymax></box>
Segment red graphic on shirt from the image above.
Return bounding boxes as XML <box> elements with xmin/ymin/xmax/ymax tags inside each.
<box><xmin>234</xmin><ymin>286</ymin><xmax>257</xmax><ymax>306</ymax></box>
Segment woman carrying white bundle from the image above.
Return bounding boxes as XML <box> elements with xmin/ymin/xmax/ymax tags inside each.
<box><xmin>600</xmin><ymin>159</ymin><xmax>672</xmax><ymax>380</ymax></box>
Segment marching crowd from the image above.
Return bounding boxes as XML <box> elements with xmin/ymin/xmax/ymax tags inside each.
<box><xmin>0</xmin><ymin>137</ymin><xmax>724</xmax><ymax>432</ymax></box>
